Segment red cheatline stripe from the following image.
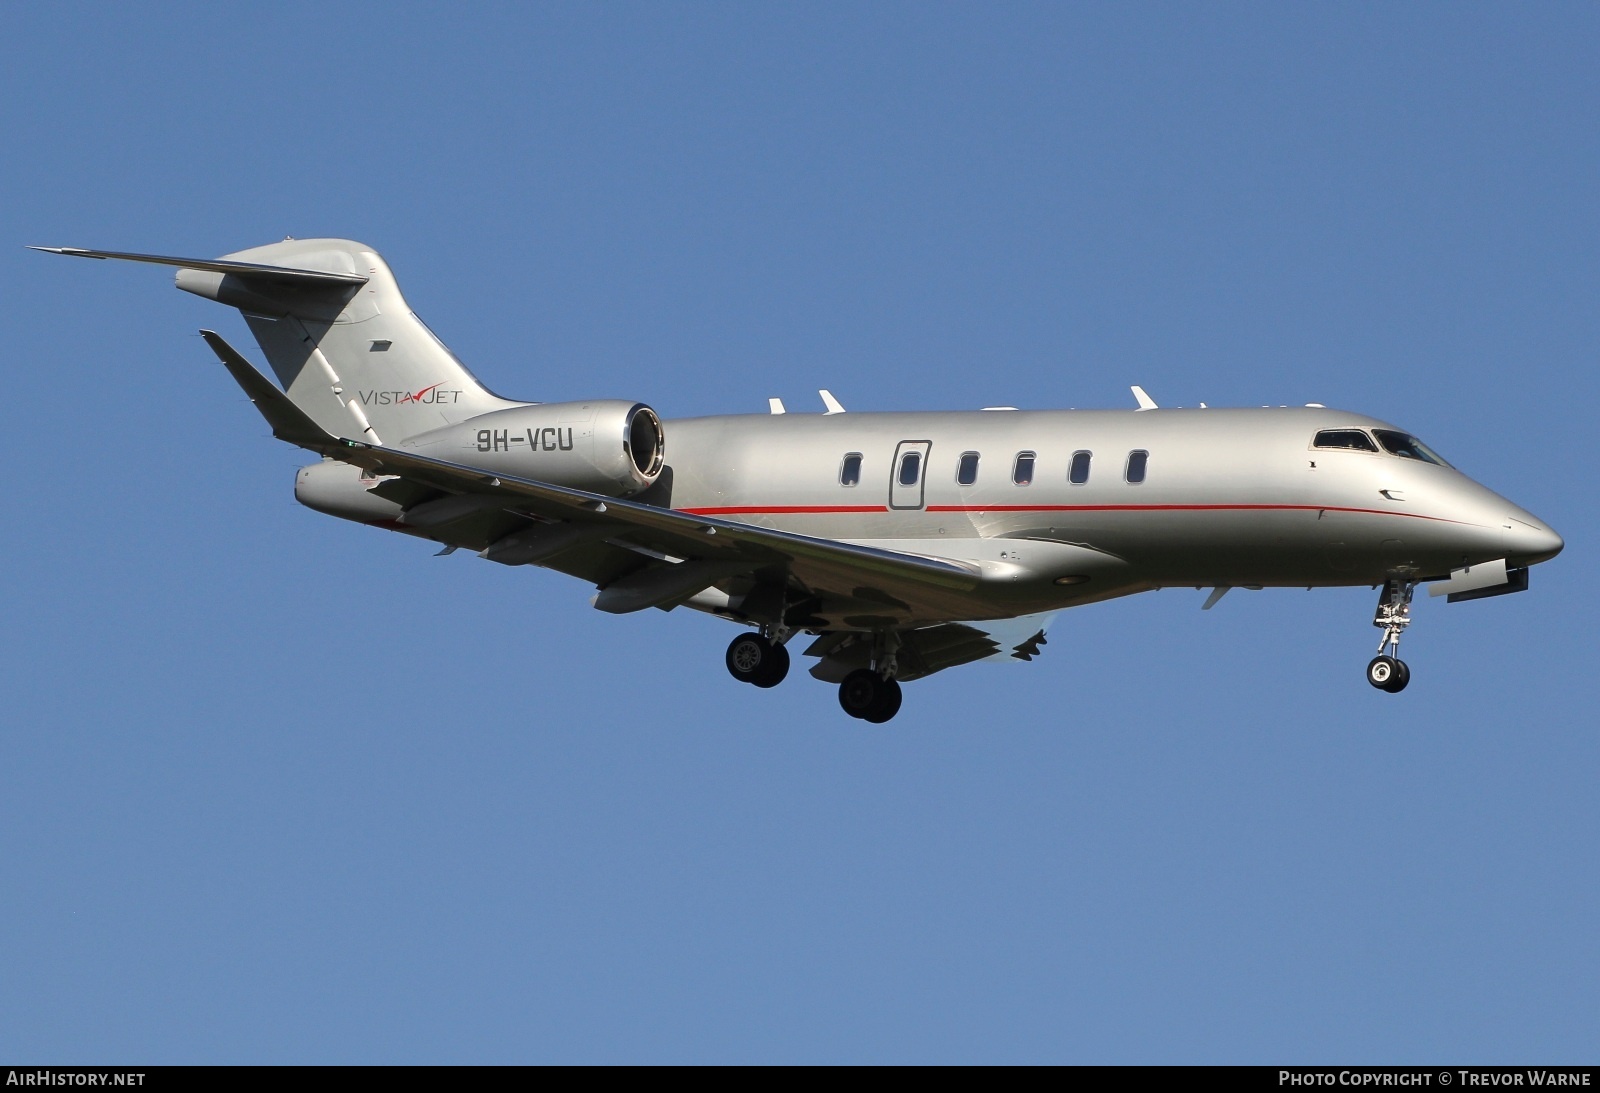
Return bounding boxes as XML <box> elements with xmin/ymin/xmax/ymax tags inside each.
<box><xmin>927</xmin><ymin>503</ymin><xmax>1465</xmax><ymax>523</ymax></box>
<box><xmin>678</xmin><ymin>502</ymin><xmax>1468</xmax><ymax>524</ymax></box>
<box><xmin>680</xmin><ymin>505</ymin><xmax>889</xmax><ymax>515</ymax></box>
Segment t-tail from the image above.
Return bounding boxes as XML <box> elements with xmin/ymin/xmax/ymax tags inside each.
<box><xmin>31</xmin><ymin>238</ymin><xmax>520</xmax><ymax>443</ymax></box>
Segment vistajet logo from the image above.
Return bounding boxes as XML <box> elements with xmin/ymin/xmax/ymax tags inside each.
<box><xmin>359</xmin><ymin>383</ymin><xmax>463</xmax><ymax>406</ymax></box>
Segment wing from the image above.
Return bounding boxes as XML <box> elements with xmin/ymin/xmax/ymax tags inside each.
<box><xmin>801</xmin><ymin>612</ymin><xmax>1056</xmax><ymax>683</ymax></box>
<box><xmin>200</xmin><ymin>332</ymin><xmax>992</xmax><ymax>627</ymax></box>
<box><xmin>349</xmin><ymin>440</ymin><xmax>996</xmax><ymax>616</ymax></box>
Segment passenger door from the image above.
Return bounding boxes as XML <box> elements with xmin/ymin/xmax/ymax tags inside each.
<box><xmin>890</xmin><ymin>440</ymin><xmax>932</xmax><ymax>510</ymax></box>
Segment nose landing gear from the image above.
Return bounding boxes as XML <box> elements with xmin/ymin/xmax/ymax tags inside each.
<box><xmin>1367</xmin><ymin>578</ymin><xmax>1416</xmax><ymax>693</ymax></box>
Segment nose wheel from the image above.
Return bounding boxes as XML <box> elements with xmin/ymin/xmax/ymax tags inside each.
<box><xmin>1367</xmin><ymin>579</ymin><xmax>1416</xmax><ymax>693</ymax></box>
<box><xmin>1366</xmin><ymin>654</ymin><xmax>1410</xmax><ymax>693</ymax></box>
<box><xmin>725</xmin><ymin>632</ymin><xmax>790</xmax><ymax>688</ymax></box>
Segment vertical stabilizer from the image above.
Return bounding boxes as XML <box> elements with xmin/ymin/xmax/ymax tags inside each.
<box><xmin>174</xmin><ymin>238</ymin><xmax>520</xmax><ymax>441</ymax></box>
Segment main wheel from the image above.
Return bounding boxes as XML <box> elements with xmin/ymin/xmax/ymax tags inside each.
<box><xmin>1367</xmin><ymin>655</ymin><xmax>1400</xmax><ymax>691</ymax></box>
<box><xmin>862</xmin><ymin>678</ymin><xmax>903</xmax><ymax>723</ymax></box>
<box><xmin>754</xmin><ymin>642</ymin><xmax>789</xmax><ymax>688</ymax></box>
<box><xmin>838</xmin><ymin>669</ymin><xmax>884</xmax><ymax>719</ymax></box>
<box><xmin>1383</xmin><ymin>658</ymin><xmax>1410</xmax><ymax>693</ymax></box>
<box><xmin>727</xmin><ymin>633</ymin><xmax>787</xmax><ymax>687</ymax></box>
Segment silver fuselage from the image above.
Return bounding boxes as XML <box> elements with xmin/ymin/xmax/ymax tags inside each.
<box><xmin>640</xmin><ymin>405</ymin><xmax>1559</xmax><ymax>621</ymax></box>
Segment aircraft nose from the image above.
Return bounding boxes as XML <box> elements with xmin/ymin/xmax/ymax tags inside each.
<box><xmin>1508</xmin><ymin>516</ymin><xmax>1563</xmax><ymax>566</ymax></box>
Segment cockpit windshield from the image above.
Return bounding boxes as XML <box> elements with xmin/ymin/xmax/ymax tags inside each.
<box><xmin>1313</xmin><ymin>429</ymin><xmax>1378</xmax><ymax>452</ymax></box>
<box><xmin>1372</xmin><ymin>430</ymin><xmax>1451</xmax><ymax>467</ymax></box>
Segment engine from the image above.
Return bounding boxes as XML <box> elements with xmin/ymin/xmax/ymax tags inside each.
<box><xmin>400</xmin><ymin>399</ymin><xmax>665</xmax><ymax>496</ymax></box>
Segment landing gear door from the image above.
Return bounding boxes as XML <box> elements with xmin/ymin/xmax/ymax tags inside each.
<box><xmin>890</xmin><ymin>440</ymin><xmax>932</xmax><ymax>510</ymax></box>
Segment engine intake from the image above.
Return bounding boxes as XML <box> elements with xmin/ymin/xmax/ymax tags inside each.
<box><xmin>625</xmin><ymin>405</ymin><xmax>665</xmax><ymax>480</ymax></box>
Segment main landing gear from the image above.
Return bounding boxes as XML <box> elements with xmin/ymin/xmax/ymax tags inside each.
<box><xmin>725</xmin><ymin>631</ymin><xmax>790</xmax><ymax>688</ymax></box>
<box><xmin>837</xmin><ymin>630</ymin><xmax>904</xmax><ymax>723</ymax></box>
<box><xmin>1367</xmin><ymin>578</ymin><xmax>1416</xmax><ymax>693</ymax></box>
<box><xmin>838</xmin><ymin>670</ymin><xmax>902</xmax><ymax>723</ymax></box>
<box><xmin>725</xmin><ymin>627</ymin><xmax>908</xmax><ymax>722</ymax></box>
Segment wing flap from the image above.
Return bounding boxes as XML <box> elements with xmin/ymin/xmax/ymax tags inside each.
<box><xmin>804</xmin><ymin>623</ymin><xmax>1003</xmax><ymax>682</ymax></box>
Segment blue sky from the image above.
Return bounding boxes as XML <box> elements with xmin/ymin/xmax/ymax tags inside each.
<box><xmin>3</xmin><ymin>2</ymin><xmax>1596</xmax><ymax>1063</ymax></box>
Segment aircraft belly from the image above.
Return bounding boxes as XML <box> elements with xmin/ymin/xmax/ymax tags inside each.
<box><xmin>719</xmin><ymin>501</ymin><xmax>1479</xmax><ymax>591</ymax></box>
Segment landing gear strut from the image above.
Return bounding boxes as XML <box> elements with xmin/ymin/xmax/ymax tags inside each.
<box><xmin>1367</xmin><ymin>578</ymin><xmax>1416</xmax><ymax>693</ymax></box>
<box><xmin>838</xmin><ymin>631</ymin><xmax>904</xmax><ymax>722</ymax></box>
<box><xmin>725</xmin><ymin>631</ymin><xmax>790</xmax><ymax>688</ymax></box>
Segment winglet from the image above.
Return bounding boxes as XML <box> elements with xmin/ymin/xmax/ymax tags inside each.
<box><xmin>1131</xmin><ymin>385</ymin><xmax>1158</xmax><ymax>411</ymax></box>
<box><xmin>199</xmin><ymin>330</ymin><xmax>342</xmax><ymax>451</ymax></box>
<box><xmin>820</xmin><ymin>389</ymin><xmax>846</xmax><ymax>415</ymax></box>
<box><xmin>768</xmin><ymin>398</ymin><xmax>787</xmax><ymax>415</ymax></box>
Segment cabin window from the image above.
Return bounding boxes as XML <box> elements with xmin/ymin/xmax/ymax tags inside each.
<box><xmin>840</xmin><ymin>453</ymin><xmax>862</xmax><ymax>486</ymax></box>
<box><xmin>1069</xmin><ymin>450</ymin><xmax>1092</xmax><ymax>484</ymax></box>
<box><xmin>1373</xmin><ymin>430</ymin><xmax>1451</xmax><ymax>467</ymax></box>
<box><xmin>1125</xmin><ymin>450</ymin><xmax>1149</xmax><ymax>483</ymax></box>
<box><xmin>1313</xmin><ymin>429</ymin><xmax>1378</xmax><ymax>453</ymax></box>
<box><xmin>957</xmin><ymin>451</ymin><xmax>980</xmax><ymax>486</ymax></box>
<box><xmin>1013</xmin><ymin>451</ymin><xmax>1035</xmax><ymax>486</ymax></box>
<box><xmin>898</xmin><ymin>451</ymin><xmax>922</xmax><ymax>487</ymax></box>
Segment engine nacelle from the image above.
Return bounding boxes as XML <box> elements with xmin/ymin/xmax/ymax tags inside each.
<box><xmin>399</xmin><ymin>399</ymin><xmax>664</xmax><ymax>496</ymax></box>
<box><xmin>295</xmin><ymin>460</ymin><xmax>405</xmax><ymax>523</ymax></box>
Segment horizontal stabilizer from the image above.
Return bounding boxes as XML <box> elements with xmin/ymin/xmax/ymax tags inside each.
<box><xmin>199</xmin><ymin>330</ymin><xmax>341</xmax><ymax>451</ymax></box>
<box><xmin>28</xmin><ymin>246</ymin><xmax>368</xmax><ymax>288</ymax></box>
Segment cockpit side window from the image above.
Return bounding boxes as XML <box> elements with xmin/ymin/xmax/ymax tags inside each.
<box><xmin>1313</xmin><ymin>429</ymin><xmax>1379</xmax><ymax>453</ymax></box>
<box><xmin>1373</xmin><ymin>430</ymin><xmax>1451</xmax><ymax>467</ymax></box>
